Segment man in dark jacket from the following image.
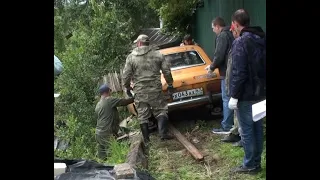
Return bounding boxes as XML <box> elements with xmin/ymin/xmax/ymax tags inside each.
<box><xmin>205</xmin><ymin>17</ymin><xmax>235</xmax><ymax>135</ymax></box>
<box><xmin>228</xmin><ymin>9</ymin><xmax>266</xmax><ymax>174</ymax></box>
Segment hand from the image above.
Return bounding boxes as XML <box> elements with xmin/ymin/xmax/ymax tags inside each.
<box><xmin>228</xmin><ymin>97</ymin><xmax>238</xmax><ymax>110</ymax></box>
<box><xmin>205</xmin><ymin>65</ymin><xmax>213</xmax><ymax>74</ymax></box>
<box><xmin>126</xmin><ymin>90</ymin><xmax>133</xmax><ymax>98</ymax></box>
<box><xmin>167</xmin><ymin>84</ymin><xmax>174</xmax><ymax>94</ymax></box>
<box><xmin>126</xmin><ymin>87</ymin><xmax>133</xmax><ymax>98</ymax></box>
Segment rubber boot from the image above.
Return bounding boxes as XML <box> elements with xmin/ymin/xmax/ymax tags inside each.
<box><xmin>157</xmin><ymin>115</ymin><xmax>174</xmax><ymax>140</ymax></box>
<box><xmin>148</xmin><ymin>116</ymin><xmax>157</xmax><ymax>133</ymax></box>
<box><xmin>140</xmin><ymin>123</ymin><xmax>150</xmax><ymax>144</ymax></box>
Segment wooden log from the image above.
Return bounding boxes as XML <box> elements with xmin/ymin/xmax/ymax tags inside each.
<box><xmin>126</xmin><ymin>134</ymin><xmax>148</xmax><ymax>169</ymax></box>
<box><xmin>168</xmin><ymin>123</ymin><xmax>204</xmax><ymax>161</ymax></box>
<box><xmin>117</xmin><ymin>131</ymin><xmax>138</xmax><ymax>141</ymax></box>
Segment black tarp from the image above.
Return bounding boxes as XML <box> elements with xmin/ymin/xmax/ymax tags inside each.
<box><xmin>54</xmin><ymin>159</ymin><xmax>155</xmax><ymax>180</ymax></box>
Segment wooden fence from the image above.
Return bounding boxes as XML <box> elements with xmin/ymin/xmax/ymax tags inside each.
<box><xmin>98</xmin><ymin>65</ymin><xmax>127</xmax><ymax>93</ymax></box>
<box><xmin>99</xmin><ymin>71</ymin><xmax>123</xmax><ymax>92</ymax></box>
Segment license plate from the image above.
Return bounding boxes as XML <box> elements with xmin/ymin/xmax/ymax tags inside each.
<box><xmin>172</xmin><ymin>88</ymin><xmax>204</xmax><ymax>100</ymax></box>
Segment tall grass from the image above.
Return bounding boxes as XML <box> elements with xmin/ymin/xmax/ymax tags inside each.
<box><xmin>106</xmin><ymin>137</ymin><xmax>130</xmax><ymax>165</ymax></box>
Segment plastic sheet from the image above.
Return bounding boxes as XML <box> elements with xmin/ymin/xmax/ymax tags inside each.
<box><xmin>54</xmin><ymin>159</ymin><xmax>155</xmax><ymax>180</ymax></box>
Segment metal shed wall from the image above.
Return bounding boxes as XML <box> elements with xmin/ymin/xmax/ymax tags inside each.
<box><xmin>193</xmin><ymin>0</ymin><xmax>266</xmax><ymax>59</ymax></box>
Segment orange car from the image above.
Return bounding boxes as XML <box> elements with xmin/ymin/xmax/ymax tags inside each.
<box><xmin>127</xmin><ymin>45</ymin><xmax>222</xmax><ymax>117</ymax></box>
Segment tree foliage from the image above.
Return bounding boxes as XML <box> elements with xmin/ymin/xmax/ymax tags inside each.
<box><xmin>148</xmin><ymin>0</ymin><xmax>200</xmax><ymax>35</ymax></box>
<box><xmin>54</xmin><ymin>0</ymin><xmax>159</xmax><ymax>160</ymax></box>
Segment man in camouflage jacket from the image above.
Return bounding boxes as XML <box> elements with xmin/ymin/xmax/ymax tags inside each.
<box><xmin>122</xmin><ymin>34</ymin><xmax>174</xmax><ymax>143</ymax></box>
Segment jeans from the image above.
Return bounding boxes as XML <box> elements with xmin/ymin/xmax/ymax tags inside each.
<box><xmin>236</xmin><ymin>101</ymin><xmax>264</xmax><ymax>168</ymax></box>
<box><xmin>221</xmin><ymin>78</ymin><xmax>234</xmax><ymax>130</ymax></box>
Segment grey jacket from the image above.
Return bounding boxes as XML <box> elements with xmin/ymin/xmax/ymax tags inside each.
<box><xmin>210</xmin><ymin>26</ymin><xmax>234</xmax><ymax>77</ymax></box>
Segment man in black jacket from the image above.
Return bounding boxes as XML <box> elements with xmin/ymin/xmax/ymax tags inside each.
<box><xmin>228</xmin><ymin>9</ymin><xmax>266</xmax><ymax>174</ymax></box>
<box><xmin>205</xmin><ymin>17</ymin><xmax>235</xmax><ymax>135</ymax></box>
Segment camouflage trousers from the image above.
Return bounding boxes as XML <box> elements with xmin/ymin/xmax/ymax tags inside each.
<box><xmin>134</xmin><ymin>92</ymin><xmax>168</xmax><ymax>124</ymax></box>
<box><xmin>230</xmin><ymin>111</ymin><xmax>242</xmax><ymax>135</ymax></box>
<box><xmin>95</xmin><ymin>133</ymin><xmax>113</xmax><ymax>160</ymax></box>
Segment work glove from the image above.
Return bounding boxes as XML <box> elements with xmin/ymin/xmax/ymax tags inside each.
<box><xmin>228</xmin><ymin>97</ymin><xmax>238</xmax><ymax>110</ymax></box>
<box><xmin>205</xmin><ymin>65</ymin><xmax>213</xmax><ymax>74</ymax></box>
<box><xmin>126</xmin><ymin>87</ymin><xmax>133</xmax><ymax>98</ymax></box>
<box><xmin>167</xmin><ymin>84</ymin><xmax>174</xmax><ymax>94</ymax></box>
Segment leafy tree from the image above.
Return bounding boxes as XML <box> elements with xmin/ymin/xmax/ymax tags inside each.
<box><xmin>148</xmin><ymin>0</ymin><xmax>200</xmax><ymax>35</ymax></box>
<box><xmin>54</xmin><ymin>0</ymin><xmax>158</xmax><ymax>160</ymax></box>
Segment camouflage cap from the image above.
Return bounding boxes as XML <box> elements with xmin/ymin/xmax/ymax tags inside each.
<box><xmin>133</xmin><ymin>34</ymin><xmax>150</xmax><ymax>43</ymax></box>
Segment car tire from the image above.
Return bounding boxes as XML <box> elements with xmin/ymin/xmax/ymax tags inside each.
<box><xmin>209</xmin><ymin>99</ymin><xmax>223</xmax><ymax>118</ymax></box>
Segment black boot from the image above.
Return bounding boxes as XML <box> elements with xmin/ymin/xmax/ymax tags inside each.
<box><xmin>148</xmin><ymin>116</ymin><xmax>158</xmax><ymax>133</ymax></box>
<box><xmin>140</xmin><ymin>123</ymin><xmax>150</xmax><ymax>144</ymax></box>
<box><xmin>157</xmin><ymin>115</ymin><xmax>174</xmax><ymax>140</ymax></box>
<box><xmin>221</xmin><ymin>133</ymin><xmax>241</xmax><ymax>143</ymax></box>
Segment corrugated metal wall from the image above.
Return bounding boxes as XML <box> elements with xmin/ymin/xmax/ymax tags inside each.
<box><xmin>193</xmin><ymin>0</ymin><xmax>266</xmax><ymax>59</ymax></box>
<box><xmin>243</xmin><ymin>0</ymin><xmax>266</xmax><ymax>31</ymax></box>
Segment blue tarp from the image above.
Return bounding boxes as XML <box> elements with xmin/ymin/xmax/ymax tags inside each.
<box><xmin>54</xmin><ymin>55</ymin><xmax>63</xmax><ymax>76</ymax></box>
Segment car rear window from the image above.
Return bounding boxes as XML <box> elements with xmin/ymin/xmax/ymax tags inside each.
<box><xmin>164</xmin><ymin>51</ymin><xmax>205</xmax><ymax>69</ymax></box>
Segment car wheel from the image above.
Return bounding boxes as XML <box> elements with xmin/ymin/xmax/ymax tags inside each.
<box><xmin>211</xmin><ymin>106</ymin><xmax>222</xmax><ymax>116</ymax></box>
<box><xmin>209</xmin><ymin>99</ymin><xmax>223</xmax><ymax>118</ymax></box>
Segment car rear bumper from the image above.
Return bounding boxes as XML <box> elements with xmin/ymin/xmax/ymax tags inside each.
<box><xmin>168</xmin><ymin>93</ymin><xmax>222</xmax><ymax>111</ymax></box>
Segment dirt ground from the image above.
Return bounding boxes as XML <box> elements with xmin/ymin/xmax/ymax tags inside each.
<box><xmin>147</xmin><ymin>107</ymin><xmax>266</xmax><ymax>180</ymax></box>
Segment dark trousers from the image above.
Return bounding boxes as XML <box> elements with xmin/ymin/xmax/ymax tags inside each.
<box><xmin>95</xmin><ymin>134</ymin><xmax>112</xmax><ymax>160</ymax></box>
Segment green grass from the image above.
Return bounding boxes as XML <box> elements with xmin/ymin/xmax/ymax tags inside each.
<box><xmin>103</xmin><ymin>114</ymin><xmax>139</xmax><ymax>165</ymax></box>
<box><xmin>105</xmin><ymin>137</ymin><xmax>130</xmax><ymax>165</ymax></box>
<box><xmin>148</xmin><ymin>119</ymin><xmax>266</xmax><ymax>180</ymax></box>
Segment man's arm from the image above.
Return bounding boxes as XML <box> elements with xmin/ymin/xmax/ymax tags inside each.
<box><xmin>54</xmin><ymin>55</ymin><xmax>63</xmax><ymax>76</ymax></box>
<box><xmin>109</xmin><ymin>97</ymin><xmax>134</xmax><ymax>108</ymax></box>
<box><xmin>118</xmin><ymin>97</ymin><xmax>134</xmax><ymax>106</ymax></box>
<box><xmin>122</xmin><ymin>55</ymin><xmax>133</xmax><ymax>90</ymax></box>
<box><xmin>160</xmin><ymin>54</ymin><xmax>173</xmax><ymax>85</ymax></box>
<box><xmin>230</xmin><ymin>40</ymin><xmax>248</xmax><ymax>99</ymax></box>
<box><xmin>210</xmin><ymin>32</ymin><xmax>229</xmax><ymax>71</ymax></box>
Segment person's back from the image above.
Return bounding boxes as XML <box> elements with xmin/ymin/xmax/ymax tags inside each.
<box><xmin>122</xmin><ymin>34</ymin><xmax>174</xmax><ymax>142</ymax></box>
<box><xmin>95</xmin><ymin>96</ymin><xmax>122</xmax><ymax>135</ymax></box>
<box><xmin>230</xmin><ymin>26</ymin><xmax>266</xmax><ymax>101</ymax></box>
<box><xmin>242</xmin><ymin>27</ymin><xmax>266</xmax><ymax>100</ymax></box>
<box><xmin>125</xmin><ymin>46</ymin><xmax>165</xmax><ymax>95</ymax></box>
<box><xmin>94</xmin><ymin>84</ymin><xmax>134</xmax><ymax>160</ymax></box>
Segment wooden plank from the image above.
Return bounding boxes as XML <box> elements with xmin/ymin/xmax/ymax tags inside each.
<box><xmin>168</xmin><ymin>123</ymin><xmax>204</xmax><ymax>161</ymax></box>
